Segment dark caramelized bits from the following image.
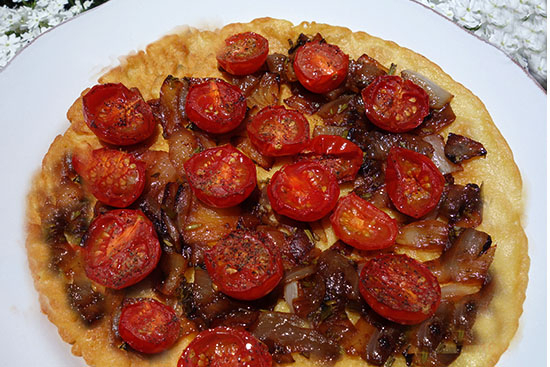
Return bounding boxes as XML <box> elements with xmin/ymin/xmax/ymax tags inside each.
<box><xmin>411</xmin><ymin>102</ymin><xmax>456</xmax><ymax>136</ymax></box>
<box><xmin>345</xmin><ymin>54</ymin><xmax>388</xmax><ymax>93</ymax></box>
<box><xmin>67</xmin><ymin>282</ymin><xmax>105</xmax><ymax>324</ymax></box>
<box><xmin>439</xmin><ymin>183</ymin><xmax>483</xmax><ymax>227</ymax></box>
<box><xmin>445</xmin><ymin>133</ymin><xmax>487</xmax><ymax>163</ymax></box>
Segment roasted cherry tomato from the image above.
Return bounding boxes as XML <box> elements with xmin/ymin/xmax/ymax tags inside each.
<box><xmin>118</xmin><ymin>298</ymin><xmax>180</xmax><ymax>354</ymax></box>
<box><xmin>178</xmin><ymin>326</ymin><xmax>272</xmax><ymax>367</ymax></box>
<box><xmin>293</xmin><ymin>41</ymin><xmax>349</xmax><ymax>94</ymax></box>
<box><xmin>83</xmin><ymin>209</ymin><xmax>161</xmax><ymax>289</ymax></box>
<box><xmin>205</xmin><ymin>229</ymin><xmax>283</xmax><ymax>300</ymax></box>
<box><xmin>385</xmin><ymin>147</ymin><xmax>445</xmax><ymax>218</ymax></box>
<box><xmin>217</xmin><ymin>32</ymin><xmax>269</xmax><ymax>75</ymax></box>
<box><xmin>72</xmin><ymin>148</ymin><xmax>145</xmax><ymax>208</ymax></box>
<box><xmin>299</xmin><ymin>135</ymin><xmax>363</xmax><ymax>183</ymax></box>
<box><xmin>359</xmin><ymin>253</ymin><xmax>441</xmax><ymax>325</ymax></box>
<box><xmin>247</xmin><ymin>105</ymin><xmax>310</xmax><ymax>157</ymax></box>
<box><xmin>330</xmin><ymin>193</ymin><xmax>398</xmax><ymax>250</ymax></box>
<box><xmin>82</xmin><ymin>83</ymin><xmax>156</xmax><ymax>145</ymax></box>
<box><xmin>183</xmin><ymin>144</ymin><xmax>257</xmax><ymax>208</ymax></box>
<box><xmin>267</xmin><ymin>161</ymin><xmax>339</xmax><ymax>222</ymax></box>
<box><xmin>185</xmin><ymin>79</ymin><xmax>246</xmax><ymax>134</ymax></box>
<box><xmin>362</xmin><ymin>75</ymin><xmax>430</xmax><ymax>132</ymax></box>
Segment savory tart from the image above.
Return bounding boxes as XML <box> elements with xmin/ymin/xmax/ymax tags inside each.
<box><xmin>26</xmin><ymin>17</ymin><xmax>528</xmax><ymax>367</ymax></box>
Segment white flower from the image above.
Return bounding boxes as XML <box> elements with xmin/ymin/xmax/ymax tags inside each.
<box><xmin>528</xmin><ymin>52</ymin><xmax>547</xmax><ymax>84</ymax></box>
<box><xmin>0</xmin><ymin>33</ymin><xmax>23</xmax><ymax>54</ymax></box>
<box><xmin>434</xmin><ymin>3</ymin><xmax>455</xmax><ymax>18</ymax></box>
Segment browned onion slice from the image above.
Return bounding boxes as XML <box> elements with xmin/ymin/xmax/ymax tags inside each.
<box><xmin>440</xmin><ymin>282</ymin><xmax>482</xmax><ymax>300</ymax></box>
<box><xmin>401</xmin><ymin>69</ymin><xmax>454</xmax><ymax>109</ymax></box>
<box><xmin>422</xmin><ymin>134</ymin><xmax>463</xmax><ymax>175</ymax></box>
<box><xmin>395</xmin><ymin>219</ymin><xmax>449</xmax><ymax>251</ymax></box>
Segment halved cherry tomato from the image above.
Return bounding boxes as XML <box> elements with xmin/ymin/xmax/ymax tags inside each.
<box><xmin>83</xmin><ymin>209</ymin><xmax>161</xmax><ymax>289</ymax></box>
<box><xmin>178</xmin><ymin>326</ymin><xmax>272</xmax><ymax>367</ymax></box>
<box><xmin>82</xmin><ymin>83</ymin><xmax>156</xmax><ymax>145</ymax></box>
<box><xmin>72</xmin><ymin>148</ymin><xmax>145</xmax><ymax>208</ymax></box>
<box><xmin>247</xmin><ymin>105</ymin><xmax>310</xmax><ymax>157</ymax></box>
<box><xmin>362</xmin><ymin>75</ymin><xmax>430</xmax><ymax>132</ymax></box>
<box><xmin>267</xmin><ymin>161</ymin><xmax>339</xmax><ymax>222</ymax></box>
<box><xmin>185</xmin><ymin>79</ymin><xmax>246</xmax><ymax>134</ymax></box>
<box><xmin>118</xmin><ymin>298</ymin><xmax>180</xmax><ymax>354</ymax></box>
<box><xmin>385</xmin><ymin>147</ymin><xmax>444</xmax><ymax>218</ymax></box>
<box><xmin>359</xmin><ymin>253</ymin><xmax>441</xmax><ymax>325</ymax></box>
<box><xmin>330</xmin><ymin>193</ymin><xmax>398</xmax><ymax>250</ymax></box>
<box><xmin>298</xmin><ymin>135</ymin><xmax>363</xmax><ymax>183</ymax></box>
<box><xmin>217</xmin><ymin>32</ymin><xmax>269</xmax><ymax>75</ymax></box>
<box><xmin>293</xmin><ymin>41</ymin><xmax>349</xmax><ymax>94</ymax></box>
<box><xmin>183</xmin><ymin>144</ymin><xmax>257</xmax><ymax>208</ymax></box>
<box><xmin>205</xmin><ymin>230</ymin><xmax>283</xmax><ymax>300</ymax></box>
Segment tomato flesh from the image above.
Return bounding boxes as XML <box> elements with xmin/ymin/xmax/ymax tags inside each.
<box><xmin>267</xmin><ymin>161</ymin><xmax>339</xmax><ymax>222</ymax></box>
<box><xmin>293</xmin><ymin>41</ymin><xmax>349</xmax><ymax>94</ymax></box>
<box><xmin>73</xmin><ymin>148</ymin><xmax>145</xmax><ymax>208</ymax></box>
<box><xmin>179</xmin><ymin>326</ymin><xmax>272</xmax><ymax>367</ymax></box>
<box><xmin>118</xmin><ymin>298</ymin><xmax>180</xmax><ymax>354</ymax></box>
<box><xmin>183</xmin><ymin>144</ymin><xmax>257</xmax><ymax>208</ymax></box>
<box><xmin>185</xmin><ymin>79</ymin><xmax>246</xmax><ymax>133</ymax></box>
<box><xmin>359</xmin><ymin>253</ymin><xmax>441</xmax><ymax>325</ymax></box>
<box><xmin>82</xmin><ymin>83</ymin><xmax>156</xmax><ymax>145</ymax></box>
<box><xmin>330</xmin><ymin>193</ymin><xmax>398</xmax><ymax>250</ymax></box>
<box><xmin>83</xmin><ymin>209</ymin><xmax>161</xmax><ymax>289</ymax></box>
<box><xmin>362</xmin><ymin>75</ymin><xmax>430</xmax><ymax>132</ymax></box>
<box><xmin>385</xmin><ymin>147</ymin><xmax>445</xmax><ymax>218</ymax></box>
<box><xmin>298</xmin><ymin>135</ymin><xmax>363</xmax><ymax>183</ymax></box>
<box><xmin>205</xmin><ymin>230</ymin><xmax>283</xmax><ymax>300</ymax></box>
<box><xmin>217</xmin><ymin>32</ymin><xmax>269</xmax><ymax>75</ymax></box>
<box><xmin>247</xmin><ymin>105</ymin><xmax>310</xmax><ymax>157</ymax></box>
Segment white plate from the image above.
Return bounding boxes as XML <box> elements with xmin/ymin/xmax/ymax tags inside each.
<box><xmin>0</xmin><ymin>0</ymin><xmax>545</xmax><ymax>366</ymax></box>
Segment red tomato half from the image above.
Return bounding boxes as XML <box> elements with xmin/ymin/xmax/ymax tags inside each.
<box><xmin>330</xmin><ymin>193</ymin><xmax>398</xmax><ymax>250</ymax></box>
<box><xmin>205</xmin><ymin>230</ymin><xmax>283</xmax><ymax>300</ymax></box>
<box><xmin>293</xmin><ymin>41</ymin><xmax>349</xmax><ymax>94</ymax></box>
<box><xmin>118</xmin><ymin>298</ymin><xmax>180</xmax><ymax>354</ymax></box>
<box><xmin>73</xmin><ymin>148</ymin><xmax>146</xmax><ymax>208</ymax></box>
<box><xmin>82</xmin><ymin>83</ymin><xmax>156</xmax><ymax>145</ymax></box>
<box><xmin>183</xmin><ymin>144</ymin><xmax>257</xmax><ymax>208</ymax></box>
<box><xmin>178</xmin><ymin>326</ymin><xmax>272</xmax><ymax>367</ymax></box>
<box><xmin>267</xmin><ymin>161</ymin><xmax>339</xmax><ymax>222</ymax></box>
<box><xmin>362</xmin><ymin>75</ymin><xmax>430</xmax><ymax>132</ymax></box>
<box><xmin>247</xmin><ymin>105</ymin><xmax>310</xmax><ymax>157</ymax></box>
<box><xmin>185</xmin><ymin>79</ymin><xmax>246</xmax><ymax>134</ymax></box>
<box><xmin>217</xmin><ymin>32</ymin><xmax>269</xmax><ymax>75</ymax></box>
<box><xmin>385</xmin><ymin>147</ymin><xmax>445</xmax><ymax>218</ymax></box>
<box><xmin>299</xmin><ymin>135</ymin><xmax>363</xmax><ymax>183</ymax></box>
<box><xmin>83</xmin><ymin>209</ymin><xmax>161</xmax><ymax>289</ymax></box>
<box><xmin>359</xmin><ymin>253</ymin><xmax>441</xmax><ymax>325</ymax></box>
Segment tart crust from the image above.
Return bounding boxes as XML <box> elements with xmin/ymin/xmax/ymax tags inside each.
<box><xmin>26</xmin><ymin>18</ymin><xmax>528</xmax><ymax>367</ymax></box>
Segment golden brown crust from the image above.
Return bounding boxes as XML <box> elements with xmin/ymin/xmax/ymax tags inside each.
<box><xmin>26</xmin><ymin>17</ymin><xmax>528</xmax><ymax>367</ymax></box>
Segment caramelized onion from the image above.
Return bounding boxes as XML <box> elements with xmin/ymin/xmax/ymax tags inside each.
<box><xmin>422</xmin><ymin>134</ymin><xmax>462</xmax><ymax>175</ymax></box>
<box><xmin>445</xmin><ymin>133</ymin><xmax>487</xmax><ymax>163</ymax></box>
<box><xmin>401</xmin><ymin>70</ymin><xmax>453</xmax><ymax>109</ymax></box>
<box><xmin>395</xmin><ymin>219</ymin><xmax>449</xmax><ymax>251</ymax></box>
<box><xmin>251</xmin><ymin>311</ymin><xmax>341</xmax><ymax>363</ymax></box>
<box><xmin>440</xmin><ymin>282</ymin><xmax>482</xmax><ymax>300</ymax></box>
<box><xmin>284</xmin><ymin>265</ymin><xmax>317</xmax><ymax>283</ymax></box>
<box><xmin>247</xmin><ymin>72</ymin><xmax>281</xmax><ymax>109</ymax></box>
<box><xmin>428</xmin><ymin>228</ymin><xmax>495</xmax><ymax>286</ymax></box>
